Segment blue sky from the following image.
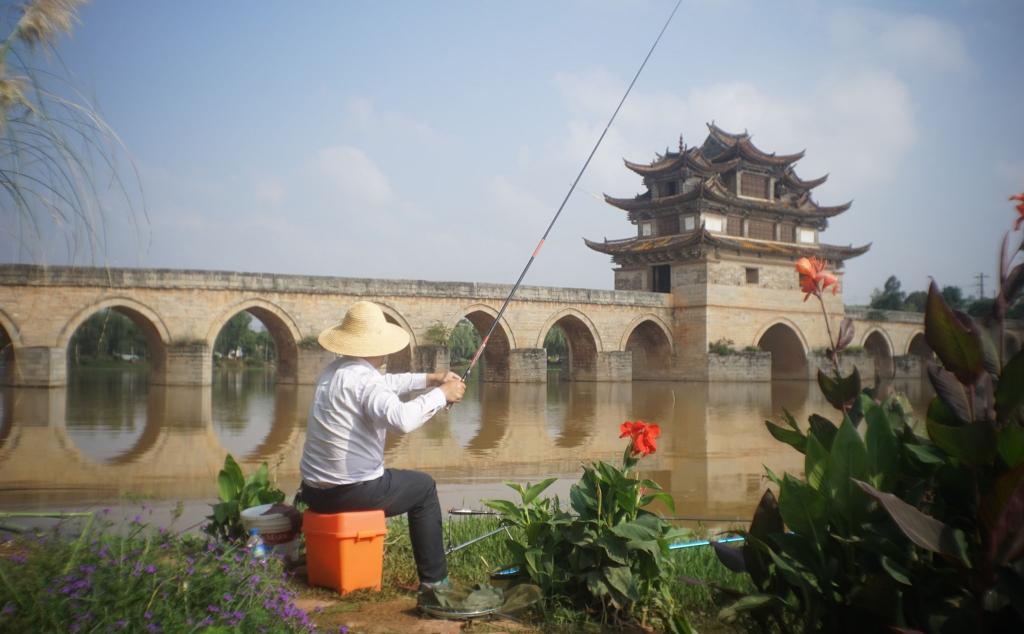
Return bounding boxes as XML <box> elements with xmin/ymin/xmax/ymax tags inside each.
<box><xmin>5</xmin><ymin>0</ymin><xmax>1024</xmax><ymax>304</ymax></box>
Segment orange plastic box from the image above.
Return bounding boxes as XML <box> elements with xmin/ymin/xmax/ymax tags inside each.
<box><xmin>303</xmin><ymin>510</ymin><xmax>388</xmax><ymax>595</ymax></box>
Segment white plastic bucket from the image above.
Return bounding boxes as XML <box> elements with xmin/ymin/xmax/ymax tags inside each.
<box><xmin>240</xmin><ymin>503</ymin><xmax>299</xmax><ymax>561</ymax></box>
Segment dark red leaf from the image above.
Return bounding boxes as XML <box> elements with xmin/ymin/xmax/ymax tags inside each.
<box><xmin>925</xmin><ymin>281</ymin><xmax>985</xmax><ymax>385</ymax></box>
<box><xmin>855</xmin><ymin>480</ymin><xmax>968</xmax><ymax>565</ymax></box>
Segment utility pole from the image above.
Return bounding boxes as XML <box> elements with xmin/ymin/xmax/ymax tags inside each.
<box><xmin>976</xmin><ymin>272</ymin><xmax>988</xmax><ymax>299</ymax></box>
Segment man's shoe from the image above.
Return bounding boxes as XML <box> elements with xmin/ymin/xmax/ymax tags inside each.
<box><xmin>416</xmin><ymin>577</ymin><xmax>452</xmax><ymax>608</ymax></box>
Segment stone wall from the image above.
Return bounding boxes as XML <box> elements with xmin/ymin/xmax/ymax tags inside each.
<box><xmin>707</xmin><ymin>351</ymin><xmax>771</xmax><ymax>382</ymax></box>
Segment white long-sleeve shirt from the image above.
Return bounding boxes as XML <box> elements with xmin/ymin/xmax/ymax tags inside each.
<box><xmin>299</xmin><ymin>357</ymin><xmax>447</xmax><ymax>486</ymax></box>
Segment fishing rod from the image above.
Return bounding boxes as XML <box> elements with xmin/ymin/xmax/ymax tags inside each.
<box><xmin>453</xmin><ymin>0</ymin><xmax>684</xmax><ymax>390</ymax></box>
<box><xmin>449</xmin><ymin>508</ymin><xmax>748</xmax><ymax>524</ymax></box>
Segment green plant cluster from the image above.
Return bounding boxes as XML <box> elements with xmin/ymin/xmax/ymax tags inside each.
<box><xmin>716</xmin><ymin>281</ymin><xmax>1024</xmax><ymax>632</ymax></box>
<box><xmin>0</xmin><ymin>513</ymin><xmax>315</xmax><ymax>632</ymax></box>
<box><xmin>485</xmin><ymin>459</ymin><xmax>694</xmax><ymax>632</ymax></box>
<box><xmin>204</xmin><ymin>454</ymin><xmax>286</xmax><ymax>543</ymax></box>
<box><xmin>709</xmin><ymin>338</ymin><xmax>738</xmax><ymax>355</ymax></box>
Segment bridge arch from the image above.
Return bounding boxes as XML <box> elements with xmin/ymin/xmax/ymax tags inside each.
<box><xmin>59</xmin><ymin>297</ymin><xmax>172</xmax><ymax>383</ymax></box>
<box><xmin>458</xmin><ymin>304</ymin><xmax>516</xmax><ymax>382</ymax></box>
<box><xmin>0</xmin><ymin>308</ymin><xmax>19</xmax><ymax>386</ymax></box>
<box><xmin>376</xmin><ymin>302</ymin><xmax>416</xmax><ymax>372</ymax></box>
<box><xmin>621</xmin><ymin>315</ymin><xmax>674</xmax><ymax>380</ymax></box>
<box><xmin>539</xmin><ymin>309</ymin><xmax>603</xmax><ymax>382</ymax></box>
<box><xmin>206</xmin><ymin>299</ymin><xmax>301</xmax><ymax>383</ymax></box>
<box><xmin>754</xmin><ymin>319</ymin><xmax>809</xmax><ymax>380</ymax></box>
<box><xmin>906</xmin><ymin>331</ymin><xmax>931</xmax><ymax>358</ymax></box>
<box><xmin>862</xmin><ymin>328</ymin><xmax>895</xmax><ymax>378</ymax></box>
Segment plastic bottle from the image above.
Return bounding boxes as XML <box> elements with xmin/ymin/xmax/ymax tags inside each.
<box><xmin>246</xmin><ymin>527</ymin><xmax>267</xmax><ymax>559</ymax></box>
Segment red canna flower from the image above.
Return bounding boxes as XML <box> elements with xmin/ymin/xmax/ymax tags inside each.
<box><xmin>1012</xmin><ymin>193</ymin><xmax>1024</xmax><ymax>231</ymax></box>
<box><xmin>619</xmin><ymin>420</ymin><xmax>660</xmax><ymax>456</ymax></box>
<box><xmin>795</xmin><ymin>256</ymin><xmax>839</xmax><ymax>301</ymax></box>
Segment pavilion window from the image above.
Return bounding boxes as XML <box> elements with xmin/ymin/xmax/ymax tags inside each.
<box><xmin>797</xmin><ymin>227</ymin><xmax>817</xmax><ymax>244</ymax></box>
<box><xmin>739</xmin><ymin>172</ymin><xmax>771</xmax><ymax>200</ymax></box>
<box><xmin>661</xmin><ymin>180</ymin><xmax>678</xmax><ymax>197</ymax></box>
<box><xmin>640</xmin><ymin>222</ymin><xmax>653</xmax><ymax>237</ymax></box>
<box><xmin>746</xmin><ymin>267</ymin><xmax>759</xmax><ymax>285</ymax></box>
<box><xmin>748</xmin><ymin>219</ymin><xmax>774</xmax><ymax>240</ymax></box>
<box><xmin>726</xmin><ymin>216</ymin><xmax>742</xmax><ymax>236</ymax></box>
<box><xmin>682</xmin><ymin>215</ymin><xmax>696</xmax><ymax>231</ymax></box>
<box><xmin>779</xmin><ymin>224</ymin><xmax>795</xmax><ymax>242</ymax></box>
<box><xmin>656</xmin><ymin>215</ymin><xmax>679</xmax><ymax>235</ymax></box>
<box><xmin>703</xmin><ymin>214</ymin><xmax>724</xmax><ymax>233</ymax></box>
<box><xmin>652</xmin><ymin>265</ymin><xmax>671</xmax><ymax>293</ymax></box>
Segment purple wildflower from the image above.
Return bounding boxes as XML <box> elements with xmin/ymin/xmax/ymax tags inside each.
<box><xmin>1</xmin><ymin>603</ymin><xmax>15</xmax><ymax>617</ymax></box>
<box><xmin>223</xmin><ymin>593</ymin><xmax>233</xmax><ymax>602</ymax></box>
<box><xmin>144</xmin><ymin>564</ymin><xmax>157</xmax><ymax>574</ymax></box>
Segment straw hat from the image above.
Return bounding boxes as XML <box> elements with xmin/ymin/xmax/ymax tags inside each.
<box><xmin>317</xmin><ymin>301</ymin><xmax>410</xmax><ymax>357</ymax></box>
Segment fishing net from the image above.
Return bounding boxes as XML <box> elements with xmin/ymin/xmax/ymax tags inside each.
<box><xmin>417</xmin><ymin>581</ymin><xmax>541</xmax><ymax>620</ymax></box>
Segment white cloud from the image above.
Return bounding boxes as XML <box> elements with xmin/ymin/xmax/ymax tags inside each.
<box><xmin>551</xmin><ymin>68</ymin><xmax>916</xmax><ymax>201</ymax></box>
<box><xmin>312</xmin><ymin>145</ymin><xmax>394</xmax><ymax>205</ymax></box>
<box><xmin>830</xmin><ymin>8</ymin><xmax>969</xmax><ymax>73</ymax></box>
<box><xmin>344</xmin><ymin>97</ymin><xmax>441</xmax><ymax>144</ymax></box>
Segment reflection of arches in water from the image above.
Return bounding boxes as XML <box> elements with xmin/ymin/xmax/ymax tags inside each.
<box><xmin>208</xmin><ymin>301</ymin><xmax>300</xmax><ymax>383</ymax></box>
<box><xmin>242</xmin><ymin>384</ymin><xmax>300</xmax><ymax>460</ymax></box>
<box><xmin>907</xmin><ymin>332</ymin><xmax>931</xmax><ymax>359</ymax></box>
<box><xmin>863</xmin><ymin>330</ymin><xmax>894</xmax><ymax>378</ymax></box>
<box><xmin>628</xmin><ymin>382</ymin><xmax>676</xmax><ymax>428</ymax></box>
<box><xmin>624</xmin><ymin>319</ymin><xmax>673</xmax><ymax>380</ymax></box>
<box><xmin>462</xmin><ymin>309</ymin><xmax>513</xmax><ymax>382</ymax></box>
<box><xmin>546</xmin><ymin>382</ymin><xmax>597</xmax><ymax>448</ymax></box>
<box><xmin>0</xmin><ymin>387</ymin><xmax>12</xmax><ymax>451</ymax></box>
<box><xmin>62</xmin><ymin>301</ymin><xmax>168</xmax><ymax>384</ymax></box>
<box><xmin>212</xmin><ymin>369</ymin><xmax>285</xmax><ymax>458</ymax></box>
<box><xmin>64</xmin><ymin>370</ymin><xmax>163</xmax><ymax>465</ymax></box>
<box><xmin>756</xmin><ymin>322</ymin><xmax>808</xmax><ymax>380</ymax></box>
<box><xmin>465</xmin><ymin>383</ymin><xmax>511</xmax><ymax>453</ymax></box>
<box><xmin>541</xmin><ymin>312</ymin><xmax>600</xmax><ymax>382</ymax></box>
<box><xmin>770</xmin><ymin>379</ymin><xmax>811</xmax><ymax>417</ymax></box>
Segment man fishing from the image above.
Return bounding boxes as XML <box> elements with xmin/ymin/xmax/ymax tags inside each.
<box><xmin>299</xmin><ymin>300</ymin><xmax>466</xmax><ymax>593</ymax></box>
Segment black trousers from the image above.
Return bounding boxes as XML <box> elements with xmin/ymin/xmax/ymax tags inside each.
<box><xmin>301</xmin><ymin>469</ymin><xmax>447</xmax><ymax>583</ymax></box>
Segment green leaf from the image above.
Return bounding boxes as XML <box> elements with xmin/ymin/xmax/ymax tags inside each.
<box><xmin>779</xmin><ymin>474</ymin><xmax>826</xmax><ymax>546</ymax></box>
<box><xmin>603</xmin><ymin>565</ymin><xmax>638</xmax><ymax>603</ymax></box>
<box><xmin>854</xmin><ymin>480</ymin><xmax>969</xmax><ymax>566</ymax></box>
<box><xmin>595</xmin><ymin>534</ymin><xmax>629</xmax><ymax>564</ymax></box>
<box><xmin>996</xmin><ymin>350</ymin><xmax>1024</xmax><ymax>423</ymax></box>
<box><xmin>818</xmin><ymin>367</ymin><xmax>861</xmax><ymax>411</ymax></box>
<box><xmin>924</xmin><ymin>281</ymin><xmax>984</xmax><ymax>385</ymax></box>
<box><xmin>217</xmin><ymin>471</ymin><xmax>237</xmax><ymax>503</ymax></box>
<box><xmin>905</xmin><ymin>442</ymin><xmax>947</xmax><ymax>466</ymax></box>
<box><xmin>926</xmin><ymin>415</ymin><xmax>997</xmax><ymax>467</ymax></box>
<box><xmin>808</xmin><ymin>414</ymin><xmax>838</xmax><ymax>450</ymax></box>
<box><xmin>245</xmin><ymin>462</ymin><xmax>269</xmax><ymax>488</ymax></box>
<box><xmin>880</xmin><ymin>555</ymin><xmax>912</xmax><ymax>585</ymax></box>
<box><xmin>804</xmin><ymin>433</ymin><xmax>829</xmax><ymax>491</ymax></box>
<box><xmin>522</xmin><ymin>478</ymin><xmax>557</xmax><ymax>505</ymax></box>
<box><xmin>639</xmin><ymin>491</ymin><xmax>675</xmax><ymax>512</ymax></box>
<box><xmin>482</xmin><ymin>499</ymin><xmax>520</xmax><ymax>518</ymax></box>
<box><xmin>223</xmin><ymin>454</ymin><xmax>244</xmax><ymax>493</ymax></box>
<box><xmin>611</xmin><ymin>518</ymin><xmax>660</xmax><ymax>542</ymax></box>
<box><xmin>997</xmin><ymin>425</ymin><xmax>1024</xmax><ymax>467</ymax></box>
<box><xmin>864</xmin><ymin>400</ymin><xmax>900</xmax><ymax>484</ymax></box>
<box><xmin>766</xmin><ymin>420</ymin><xmax>807</xmax><ymax>454</ymax></box>
<box><xmin>718</xmin><ymin>594</ymin><xmax>780</xmax><ymax>622</ymax></box>
<box><xmin>781</xmin><ymin>409</ymin><xmax>800</xmax><ymax>431</ymax></box>
<box><xmin>828</xmin><ymin>417</ymin><xmax>870</xmax><ymax>523</ymax></box>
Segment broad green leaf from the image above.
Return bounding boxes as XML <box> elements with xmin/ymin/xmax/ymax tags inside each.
<box><xmin>982</xmin><ymin>464</ymin><xmax>1024</xmax><ymax>565</ymax></box>
<box><xmin>639</xmin><ymin>491</ymin><xmax>675</xmax><ymax>512</ymax></box>
<box><xmin>996</xmin><ymin>350</ymin><xmax>1024</xmax><ymax>423</ymax></box>
<box><xmin>997</xmin><ymin>425</ymin><xmax>1024</xmax><ymax>467</ymax></box>
<box><xmin>718</xmin><ymin>594</ymin><xmax>779</xmax><ymax>622</ymax></box>
<box><xmin>828</xmin><ymin>417</ymin><xmax>869</xmax><ymax>524</ymax></box>
<box><xmin>818</xmin><ymin>367</ymin><xmax>861</xmax><ymax>411</ymax></box>
<box><xmin>595</xmin><ymin>534</ymin><xmax>628</xmax><ymax>564</ymax></box>
<box><xmin>603</xmin><ymin>565</ymin><xmax>638</xmax><ymax>603</ymax></box>
<box><xmin>781</xmin><ymin>408</ymin><xmax>800</xmax><ymax>431</ymax></box>
<box><xmin>880</xmin><ymin>555</ymin><xmax>912</xmax><ymax>585</ymax></box>
<box><xmin>808</xmin><ymin>414</ymin><xmax>838</xmax><ymax>450</ymax></box>
<box><xmin>611</xmin><ymin>519</ymin><xmax>660</xmax><ymax>542</ymax></box>
<box><xmin>804</xmin><ymin>433</ymin><xmax>829</xmax><ymax>491</ymax></box>
<box><xmin>925</xmin><ymin>281</ymin><xmax>984</xmax><ymax>385</ymax></box>
<box><xmin>217</xmin><ymin>472</ymin><xmax>237</xmax><ymax>503</ymax></box>
<box><xmin>864</xmin><ymin>400</ymin><xmax>899</xmax><ymax>484</ymax></box>
<box><xmin>712</xmin><ymin>541</ymin><xmax>745</xmax><ymax>573</ymax></box>
<box><xmin>779</xmin><ymin>474</ymin><xmax>827</xmax><ymax>547</ymax></box>
<box><xmin>854</xmin><ymin>480</ymin><xmax>969</xmax><ymax>566</ymax></box>
<box><xmin>926</xmin><ymin>414</ymin><xmax>997</xmax><ymax>467</ymax></box>
<box><xmin>522</xmin><ymin>478</ymin><xmax>557</xmax><ymax>505</ymax></box>
<box><xmin>482</xmin><ymin>499</ymin><xmax>520</xmax><ymax>518</ymax></box>
<box><xmin>905</xmin><ymin>442</ymin><xmax>946</xmax><ymax>466</ymax></box>
<box><xmin>223</xmin><ymin>454</ymin><xmax>244</xmax><ymax>492</ymax></box>
<box><xmin>766</xmin><ymin>420</ymin><xmax>807</xmax><ymax>454</ymax></box>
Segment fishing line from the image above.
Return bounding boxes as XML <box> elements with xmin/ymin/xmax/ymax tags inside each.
<box><xmin>454</xmin><ymin>0</ymin><xmax>684</xmax><ymax>388</ymax></box>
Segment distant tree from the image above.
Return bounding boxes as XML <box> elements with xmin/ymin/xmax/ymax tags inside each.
<box><xmin>968</xmin><ymin>297</ymin><xmax>996</xmax><ymax>317</ymax></box>
<box><xmin>544</xmin><ymin>326</ymin><xmax>568</xmax><ymax>360</ymax></box>
<box><xmin>941</xmin><ymin>286</ymin><xmax>967</xmax><ymax>311</ymax></box>
<box><xmin>448</xmin><ymin>320</ymin><xmax>482</xmax><ymax>362</ymax></box>
<box><xmin>68</xmin><ymin>309</ymin><xmax>148</xmax><ymax>363</ymax></box>
<box><xmin>903</xmin><ymin>291</ymin><xmax>927</xmax><ymax>312</ymax></box>
<box><xmin>870</xmin><ymin>276</ymin><xmax>906</xmax><ymax>311</ymax></box>
<box><xmin>215</xmin><ymin>313</ymin><xmax>254</xmax><ymax>357</ymax></box>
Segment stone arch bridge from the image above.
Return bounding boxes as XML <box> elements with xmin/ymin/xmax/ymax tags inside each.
<box><xmin>1</xmin><ymin>265</ymin><xmax>1017</xmax><ymax>387</ymax></box>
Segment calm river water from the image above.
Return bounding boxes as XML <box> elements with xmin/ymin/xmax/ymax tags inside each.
<box><xmin>0</xmin><ymin>367</ymin><xmax>933</xmax><ymax>525</ymax></box>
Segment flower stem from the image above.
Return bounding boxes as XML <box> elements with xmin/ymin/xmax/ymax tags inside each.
<box><xmin>817</xmin><ymin>295</ymin><xmax>841</xmax><ymax>376</ymax></box>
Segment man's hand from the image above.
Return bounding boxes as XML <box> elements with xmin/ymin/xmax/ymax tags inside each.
<box><xmin>427</xmin><ymin>371</ymin><xmax>461</xmax><ymax>386</ymax></box>
<box><xmin>438</xmin><ymin>377</ymin><xmax>466</xmax><ymax>403</ymax></box>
